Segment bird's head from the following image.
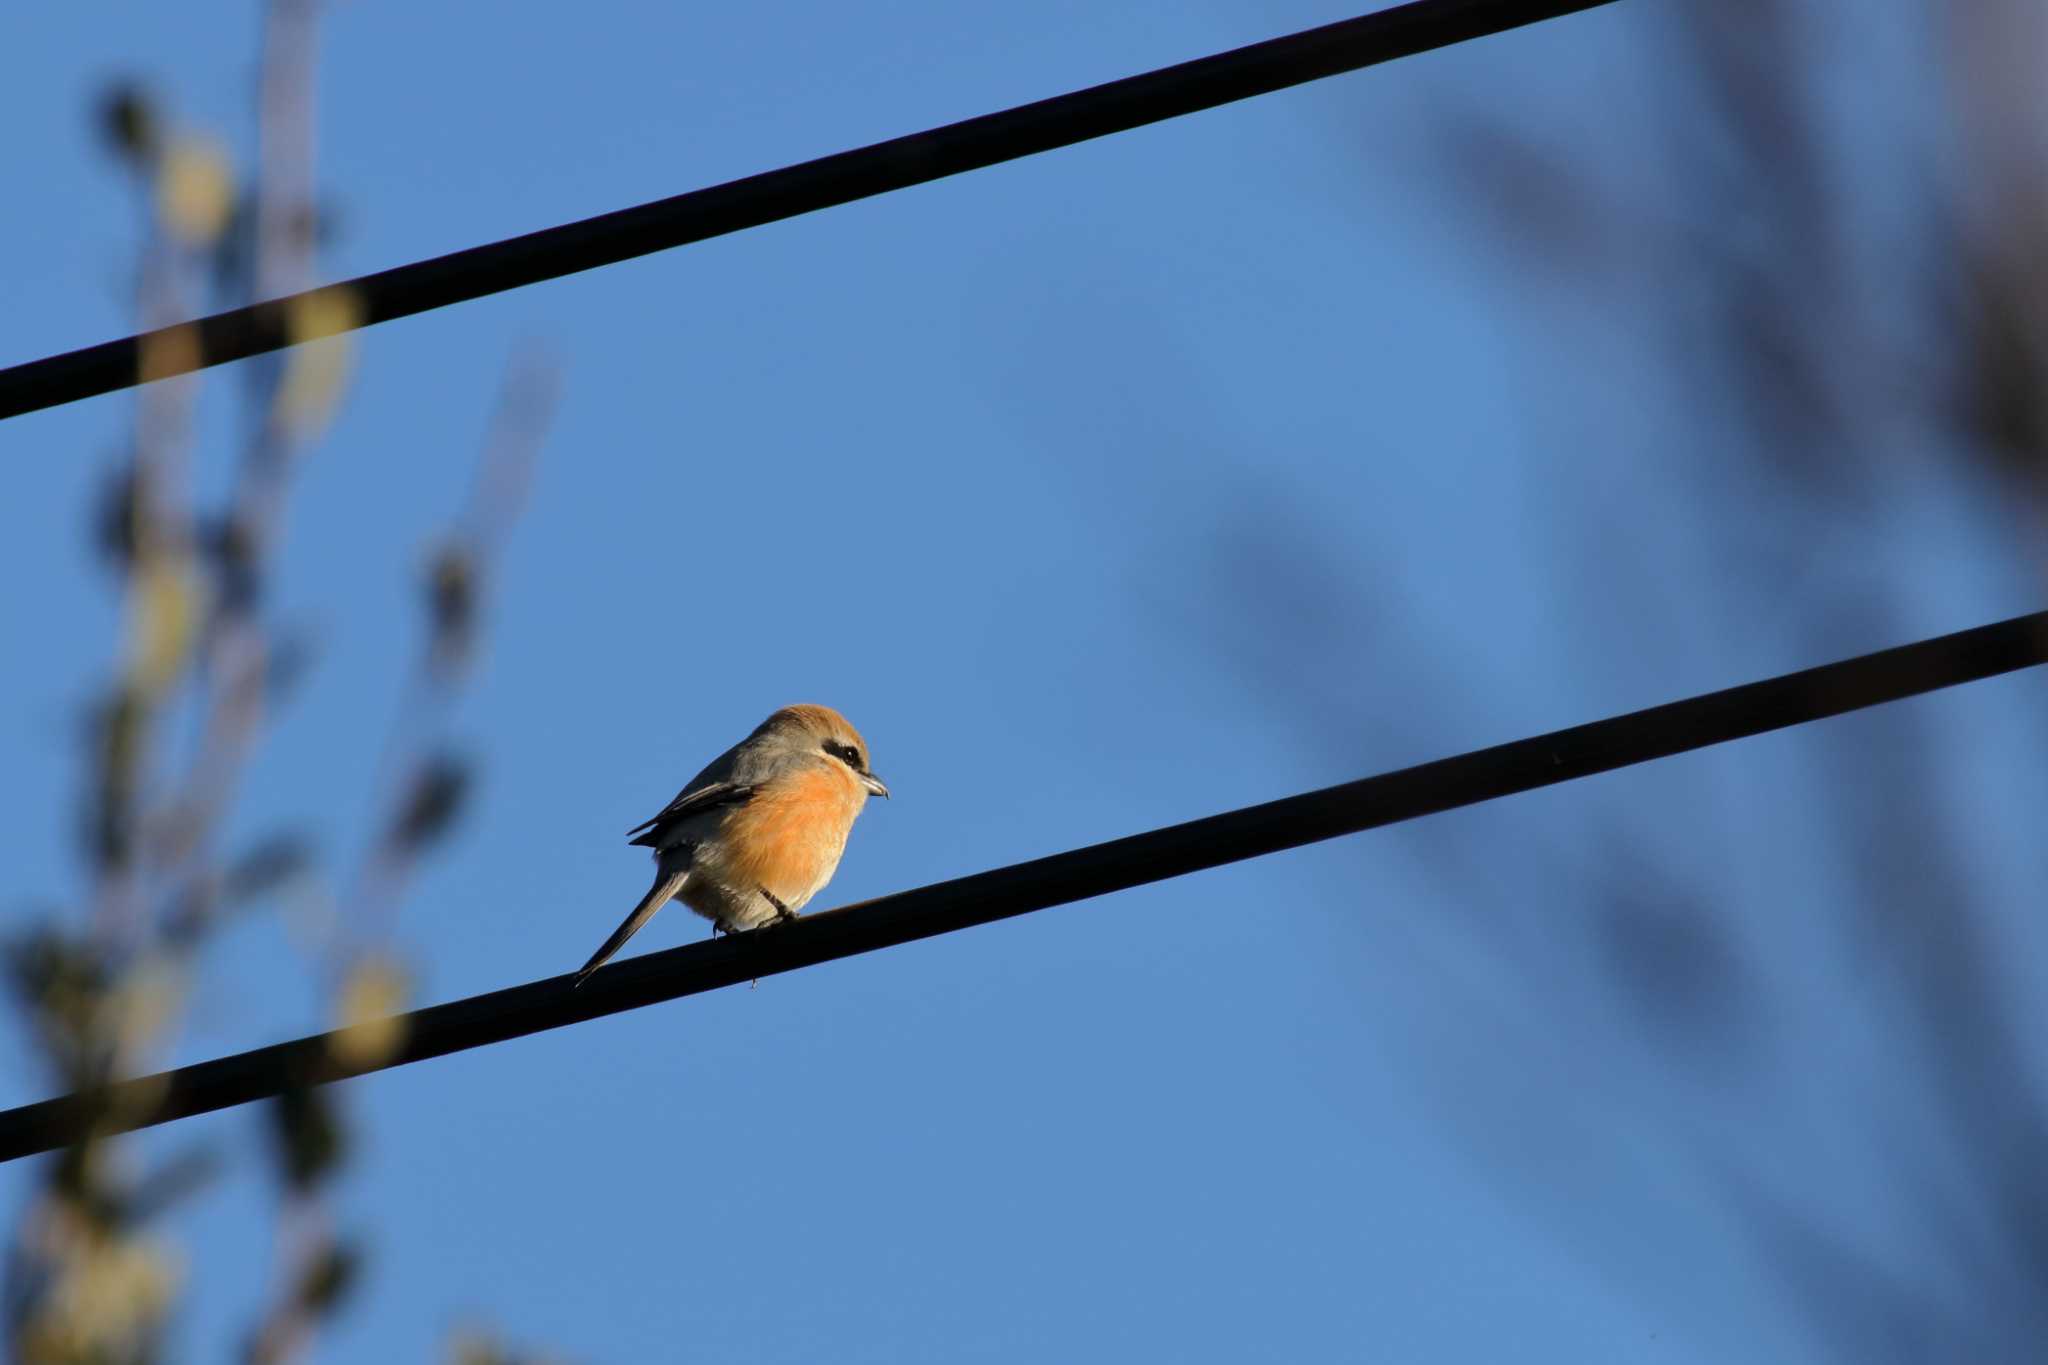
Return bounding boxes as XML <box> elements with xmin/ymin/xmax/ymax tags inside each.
<box><xmin>758</xmin><ymin>703</ymin><xmax>889</xmax><ymax>798</ymax></box>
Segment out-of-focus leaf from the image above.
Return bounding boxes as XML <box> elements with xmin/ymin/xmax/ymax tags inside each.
<box><xmin>8</xmin><ymin>928</ymin><xmax>114</xmax><ymax>1076</ymax></box>
<box><xmin>427</xmin><ymin>544</ymin><xmax>477</xmax><ymax>671</ymax></box>
<box><xmin>209</xmin><ymin>192</ymin><xmax>256</xmax><ymax>304</ymax></box>
<box><xmin>448</xmin><ymin>1328</ymin><xmax>565</xmax><ymax>1365</ymax></box>
<box><xmin>13</xmin><ymin>936</ymin><xmax>179</xmax><ymax>1109</ymax></box>
<box><xmin>311</xmin><ymin>198</ymin><xmax>345</xmax><ymax>250</ymax></box>
<box><xmin>10</xmin><ymin>943</ymin><xmax>187</xmax><ymax>1105</ymax></box>
<box><xmin>384</xmin><ymin>754</ymin><xmax>471</xmax><ymax>858</ymax></box>
<box><xmin>297</xmin><ymin>1239</ymin><xmax>360</xmax><ymax>1318</ymax></box>
<box><xmin>1440</xmin><ymin>115</ymin><xmax>1616</xmax><ymax>272</ymax></box>
<box><xmin>160</xmin><ymin>880</ymin><xmax>215</xmax><ymax>950</ymax></box>
<box><xmin>280</xmin><ymin>201</ymin><xmax>320</xmax><ymax>261</ymax></box>
<box><xmin>1597</xmin><ymin>889</ymin><xmax>1751</xmax><ymax>1065</ymax></box>
<box><xmin>45</xmin><ymin>1146</ymin><xmax>115</xmax><ymax>1244</ymax></box>
<box><xmin>135</xmin><ymin>322</ymin><xmax>201</xmax><ymax>387</ymax></box>
<box><xmin>222</xmin><ymin>834</ymin><xmax>313</xmax><ymax>907</ymax></box>
<box><xmin>46</xmin><ymin>1141</ymin><xmax>119</xmax><ymax>1232</ymax></box>
<box><xmin>8</xmin><ymin>927</ymin><xmax>107</xmax><ymax>1016</ymax></box>
<box><xmin>244</xmin><ymin>1238</ymin><xmax>364</xmax><ymax>1364</ymax></box>
<box><xmin>275</xmin><ymin>286</ymin><xmax>361</xmax><ymax>432</ymax></box>
<box><xmin>14</xmin><ymin>1196</ymin><xmax>181</xmax><ymax>1365</ymax></box>
<box><xmin>82</xmin><ymin>685</ymin><xmax>147</xmax><ymax>874</ymax></box>
<box><xmin>329</xmin><ymin>957</ymin><xmax>410</xmax><ymax>1072</ymax></box>
<box><xmin>95</xmin><ymin>463</ymin><xmax>141</xmax><ymax>575</ymax></box>
<box><xmin>1958</xmin><ymin>240</ymin><xmax>2048</xmax><ymax>482</ymax></box>
<box><xmin>102</xmin><ymin>959</ymin><xmax>183</xmax><ymax>1080</ymax></box>
<box><xmin>96</xmin><ymin>81</ymin><xmax>158</xmax><ymax>167</ymax></box>
<box><xmin>125</xmin><ymin>553</ymin><xmax>200</xmax><ymax>699</ymax></box>
<box><xmin>244</xmin><ymin>1239</ymin><xmax>363</xmax><ymax>1365</ymax></box>
<box><xmin>157</xmin><ymin>134</ymin><xmax>234</xmax><ymax>245</ymax></box>
<box><xmin>204</xmin><ymin>513</ymin><xmax>259</xmax><ymax>616</ymax></box>
<box><xmin>268</xmin><ymin>1086</ymin><xmax>346</xmax><ymax>1192</ymax></box>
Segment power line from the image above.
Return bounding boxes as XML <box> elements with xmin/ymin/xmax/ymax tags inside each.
<box><xmin>0</xmin><ymin>608</ymin><xmax>2040</xmax><ymax>1163</ymax></box>
<box><xmin>0</xmin><ymin>0</ymin><xmax>1617</xmax><ymax>422</ymax></box>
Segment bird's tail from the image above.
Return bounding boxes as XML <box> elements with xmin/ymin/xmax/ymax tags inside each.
<box><xmin>574</xmin><ymin>868</ymin><xmax>689</xmax><ymax>987</ymax></box>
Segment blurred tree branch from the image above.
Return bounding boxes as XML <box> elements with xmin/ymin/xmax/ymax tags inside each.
<box><xmin>6</xmin><ymin>3</ymin><xmax>560</xmax><ymax>1361</ymax></box>
<box><xmin>1173</xmin><ymin>0</ymin><xmax>2048</xmax><ymax>1358</ymax></box>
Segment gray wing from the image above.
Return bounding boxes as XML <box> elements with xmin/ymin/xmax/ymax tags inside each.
<box><xmin>626</xmin><ymin>728</ymin><xmax>816</xmax><ymax>849</ymax></box>
<box><xmin>626</xmin><ymin>739</ymin><xmax>761</xmax><ymax>848</ymax></box>
<box><xmin>626</xmin><ymin>779</ymin><xmax>753</xmax><ymax>847</ymax></box>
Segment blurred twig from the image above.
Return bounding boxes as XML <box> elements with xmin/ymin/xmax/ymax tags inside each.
<box><xmin>6</xmin><ymin>3</ymin><xmax>555</xmax><ymax>1360</ymax></box>
<box><xmin>1171</xmin><ymin>0</ymin><xmax>2048</xmax><ymax>1357</ymax></box>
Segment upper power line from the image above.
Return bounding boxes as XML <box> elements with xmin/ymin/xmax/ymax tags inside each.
<box><xmin>0</xmin><ymin>0</ymin><xmax>1617</xmax><ymax>421</ymax></box>
<box><xmin>0</xmin><ymin>608</ymin><xmax>2040</xmax><ymax>1162</ymax></box>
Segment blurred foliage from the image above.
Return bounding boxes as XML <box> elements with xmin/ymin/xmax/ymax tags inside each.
<box><xmin>245</xmin><ymin>1238</ymin><xmax>360</xmax><ymax>1365</ymax></box>
<box><xmin>275</xmin><ymin>287</ymin><xmax>362</xmax><ymax>433</ymax></box>
<box><xmin>1177</xmin><ymin>0</ymin><xmax>2048</xmax><ymax>1359</ymax></box>
<box><xmin>269</xmin><ymin>1088</ymin><xmax>346</xmax><ymax>1194</ymax></box>
<box><xmin>427</xmin><ymin>547</ymin><xmax>478</xmax><ymax>672</ymax></box>
<box><xmin>7</xmin><ymin>3</ymin><xmax>557</xmax><ymax>1360</ymax></box>
<box><xmin>328</xmin><ymin>957</ymin><xmax>411</xmax><ymax>1072</ymax></box>
<box><xmin>447</xmin><ymin>1328</ymin><xmax>569</xmax><ymax>1365</ymax></box>
<box><xmin>384</xmin><ymin>755</ymin><xmax>472</xmax><ymax>862</ymax></box>
<box><xmin>156</xmin><ymin>137</ymin><xmax>235</xmax><ymax>247</ymax></box>
<box><xmin>9</xmin><ymin>1194</ymin><xmax>181</xmax><ymax>1365</ymax></box>
<box><xmin>95</xmin><ymin>83</ymin><xmax>158</xmax><ymax>168</ymax></box>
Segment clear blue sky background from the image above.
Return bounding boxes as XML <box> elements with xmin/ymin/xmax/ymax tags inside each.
<box><xmin>5</xmin><ymin>2</ymin><xmax>2047</xmax><ymax>1361</ymax></box>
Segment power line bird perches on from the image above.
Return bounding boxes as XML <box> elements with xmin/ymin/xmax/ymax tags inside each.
<box><xmin>0</xmin><ymin>609</ymin><xmax>2041</xmax><ymax>1163</ymax></box>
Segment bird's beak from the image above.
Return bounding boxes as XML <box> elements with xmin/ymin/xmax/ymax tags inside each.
<box><xmin>860</xmin><ymin>772</ymin><xmax>891</xmax><ymax>799</ymax></box>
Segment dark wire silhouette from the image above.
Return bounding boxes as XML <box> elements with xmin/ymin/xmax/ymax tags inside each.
<box><xmin>0</xmin><ymin>0</ymin><xmax>1617</xmax><ymax>421</ymax></box>
<box><xmin>0</xmin><ymin>609</ymin><xmax>2039</xmax><ymax>1163</ymax></box>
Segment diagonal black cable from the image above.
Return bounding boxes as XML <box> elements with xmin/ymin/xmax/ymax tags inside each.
<box><xmin>0</xmin><ymin>609</ymin><xmax>2041</xmax><ymax>1162</ymax></box>
<box><xmin>0</xmin><ymin>0</ymin><xmax>1617</xmax><ymax>421</ymax></box>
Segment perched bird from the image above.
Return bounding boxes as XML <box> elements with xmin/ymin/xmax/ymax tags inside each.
<box><xmin>574</xmin><ymin>704</ymin><xmax>888</xmax><ymax>986</ymax></box>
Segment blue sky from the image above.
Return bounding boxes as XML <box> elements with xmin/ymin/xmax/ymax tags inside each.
<box><xmin>5</xmin><ymin>2</ymin><xmax>2047</xmax><ymax>1361</ymax></box>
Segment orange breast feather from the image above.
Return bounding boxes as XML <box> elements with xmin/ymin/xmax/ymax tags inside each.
<box><xmin>722</xmin><ymin>765</ymin><xmax>859</xmax><ymax>903</ymax></box>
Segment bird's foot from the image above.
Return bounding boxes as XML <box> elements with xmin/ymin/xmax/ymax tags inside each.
<box><xmin>758</xmin><ymin>889</ymin><xmax>797</xmax><ymax>928</ymax></box>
